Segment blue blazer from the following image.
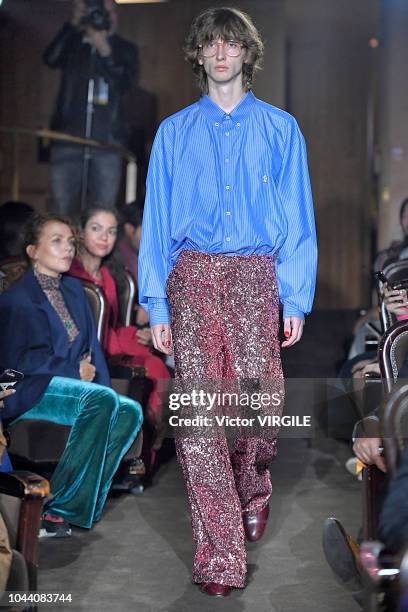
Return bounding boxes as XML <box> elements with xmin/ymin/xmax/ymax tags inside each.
<box><xmin>0</xmin><ymin>268</ymin><xmax>111</xmax><ymax>422</ymax></box>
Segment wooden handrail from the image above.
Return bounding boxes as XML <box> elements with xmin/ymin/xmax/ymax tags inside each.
<box><xmin>0</xmin><ymin>126</ymin><xmax>136</xmax><ymax>162</ymax></box>
<box><xmin>0</xmin><ymin>126</ymin><xmax>137</xmax><ymax>202</ymax></box>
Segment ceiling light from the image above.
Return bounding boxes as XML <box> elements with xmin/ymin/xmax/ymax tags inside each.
<box><xmin>115</xmin><ymin>0</ymin><xmax>168</xmax><ymax>4</ymax></box>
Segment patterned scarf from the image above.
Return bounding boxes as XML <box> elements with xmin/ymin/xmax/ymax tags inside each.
<box><xmin>34</xmin><ymin>269</ymin><xmax>79</xmax><ymax>344</ymax></box>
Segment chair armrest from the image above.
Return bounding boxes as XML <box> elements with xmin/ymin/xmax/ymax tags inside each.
<box><xmin>108</xmin><ymin>357</ymin><xmax>146</xmax><ymax>380</ymax></box>
<box><xmin>0</xmin><ymin>471</ymin><xmax>49</xmax><ymax>499</ymax></box>
<box><xmin>352</xmin><ymin>415</ymin><xmax>381</xmax><ymax>442</ymax></box>
<box><xmin>0</xmin><ymin>471</ymin><xmax>49</xmax><ymax>592</ymax></box>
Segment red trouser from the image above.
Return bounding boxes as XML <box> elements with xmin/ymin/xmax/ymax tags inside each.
<box><xmin>166</xmin><ymin>250</ymin><xmax>283</xmax><ymax>588</ymax></box>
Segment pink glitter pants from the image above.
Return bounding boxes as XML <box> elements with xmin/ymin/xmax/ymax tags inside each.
<box><xmin>166</xmin><ymin>250</ymin><xmax>283</xmax><ymax>588</ymax></box>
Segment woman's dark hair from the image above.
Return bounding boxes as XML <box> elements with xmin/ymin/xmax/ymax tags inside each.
<box><xmin>79</xmin><ymin>206</ymin><xmax>127</xmax><ymax>294</ymax></box>
<box><xmin>184</xmin><ymin>7</ymin><xmax>264</xmax><ymax>93</ymax></box>
<box><xmin>120</xmin><ymin>200</ymin><xmax>144</xmax><ymax>229</ymax></box>
<box><xmin>0</xmin><ymin>201</ymin><xmax>34</xmax><ymax>260</ymax></box>
<box><xmin>23</xmin><ymin>212</ymin><xmax>78</xmax><ymax>262</ymax></box>
<box><xmin>399</xmin><ymin>198</ymin><xmax>408</xmax><ymax>223</ymax></box>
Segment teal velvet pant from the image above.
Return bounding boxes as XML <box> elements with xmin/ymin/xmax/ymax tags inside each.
<box><xmin>11</xmin><ymin>376</ymin><xmax>143</xmax><ymax>528</ymax></box>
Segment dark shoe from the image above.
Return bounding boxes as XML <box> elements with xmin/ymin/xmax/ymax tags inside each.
<box><xmin>39</xmin><ymin>513</ymin><xmax>72</xmax><ymax>539</ymax></box>
<box><xmin>243</xmin><ymin>504</ymin><xmax>269</xmax><ymax>542</ymax></box>
<box><xmin>322</xmin><ymin>517</ymin><xmax>361</xmax><ymax>583</ymax></box>
<box><xmin>111</xmin><ymin>458</ymin><xmax>146</xmax><ymax>495</ymax></box>
<box><xmin>199</xmin><ymin>583</ymin><xmax>233</xmax><ymax>597</ymax></box>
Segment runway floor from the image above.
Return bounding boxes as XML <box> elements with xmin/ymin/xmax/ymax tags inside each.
<box><xmin>38</xmin><ymin>309</ymin><xmax>364</xmax><ymax>611</ymax></box>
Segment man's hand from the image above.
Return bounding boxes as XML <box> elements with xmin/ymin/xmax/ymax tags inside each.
<box><xmin>151</xmin><ymin>324</ymin><xmax>172</xmax><ymax>355</ymax></box>
<box><xmin>84</xmin><ymin>28</ymin><xmax>112</xmax><ymax>57</ymax></box>
<box><xmin>281</xmin><ymin>316</ymin><xmax>304</xmax><ymax>348</ymax></box>
<box><xmin>353</xmin><ymin>437</ymin><xmax>386</xmax><ymax>473</ymax></box>
<box><xmin>79</xmin><ymin>354</ymin><xmax>96</xmax><ymax>382</ymax></box>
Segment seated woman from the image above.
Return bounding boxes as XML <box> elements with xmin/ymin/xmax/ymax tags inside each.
<box><xmin>69</xmin><ymin>207</ymin><xmax>171</xmax><ymax>478</ymax></box>
<box><xmin>0</xmin><ymin>213</ymin><xmax>143</xmax><ymax>538</ymax></box>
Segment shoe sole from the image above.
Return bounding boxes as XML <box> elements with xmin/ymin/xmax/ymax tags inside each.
<box><xmin>38</xmin><ymin>528</ymin><xmax>72</xmax><ymax>539</ymax></box>
<box><xmin>322</xmin><ymin>518</ymin><xmax>359</xmax><ymax>582</ymax></box>
<box><xmin>199</xmin><ymin>585</ymin><xmax>233</xmax><ymax>597</ymax></box>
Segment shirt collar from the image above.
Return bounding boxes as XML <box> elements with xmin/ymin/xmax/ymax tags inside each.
<box><xmin>34</xmin><ymin>268</ymin><xmax>62</xmax><ymax>291</ymax></box>
<box><xmin>198</xmin><ymin>90</ymin><xmax>256</xmax><ymax>125</ymax></box>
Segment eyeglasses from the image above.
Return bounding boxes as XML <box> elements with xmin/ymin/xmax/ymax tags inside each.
<box><xmin>198</xmin><ymin>40</ymin><xmax>246</xmax><ymax>58</ymax></box>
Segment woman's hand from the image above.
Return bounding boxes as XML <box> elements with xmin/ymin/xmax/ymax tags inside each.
<box><xmin>79</xmin><ymin>355</ymin><xmax>96</xmax><ymax>382</ymax></box>
<box><xmin>281</xmin><ymin>317</ymin><xmax>304</xmax><ymax>348</ymax></box>
<box><xmin>353</xmin><ymin>437</ymin><xmax>386</xmax><ymax>472</ymax></box>
<box><xmin>383</xmin><ymin>283</ymin><xmax>408</xmax><ymax>316</ymax></box>
<box><xmin>151</xmin><ymin>324</ymin><xmax>172</xmax><ymax>355</ymax></box>
<box><xmin>136</xmin><ymin>327</ymin><xmax>153</xmax><ymax>347</ymax></box>
<box><xmin>0</xmin><ymin>388</ymin><xmax>16</xmax><ymax>408</ymax></box>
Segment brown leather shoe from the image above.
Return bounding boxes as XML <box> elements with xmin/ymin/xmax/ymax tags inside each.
<box><xmin>243</xmin><ymin>504</ymin><xmax>270</xmax><ymax>542</ymax></box>
<box><xmin>199</xmin><ymin>583</ymin><xmax>233</xmax><ymax>597</ymax></box>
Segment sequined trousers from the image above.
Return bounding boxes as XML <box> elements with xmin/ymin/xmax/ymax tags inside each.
<box><xmin>166</xmin><ymin>250</ymin><xmax>284</xmax><ymax>588</ymax></box>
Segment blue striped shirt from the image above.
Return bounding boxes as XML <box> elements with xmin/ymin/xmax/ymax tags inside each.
<box><xmin>138</xmin><ymin>91</ymin><xmax>317</xmax><ymax>326</ymax></box>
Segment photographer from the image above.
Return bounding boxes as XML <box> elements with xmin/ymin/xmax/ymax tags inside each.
<box><xmin>43</xmin><ymin>0</ymin><xmax>137</xmax><ymax>216</ymax></box>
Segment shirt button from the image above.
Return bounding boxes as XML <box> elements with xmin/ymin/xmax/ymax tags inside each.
<box><xmin>236</xmin><ymin>122</ymin><xmax>241</xmax><ymax>127</ymax></box>
<box><xmin>214</xmin><ymin>122</ymin><xmax>219</xmax><ymax>127</ymax></box>
<box><xmin>225</xmin><ymin>237</ymin><xmax>231</xmax><ymax>242</ymax></box>
<box><xmin>225</xmin><ymin>132</ymin><xmax>230</xmax><ymax>136</ymax></box>
<box><xmin>225</xmin><ymin>185</ymin><xmax>230</xmax><ymax>190</ymax></box>
<box><xmin>226</xmin><ymin>211</ymin><xmax>231</xmax><ymax>215</ymax></box>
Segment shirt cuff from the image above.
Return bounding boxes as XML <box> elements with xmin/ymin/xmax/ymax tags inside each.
<box><xmin>282</xmin><ymin>304</ymin><xmax>305</xmax><ymax>320</ymax></box>
<box><xmin>148</xmin><ymin>298</ymin><xmax>170</xmax><ymax>326</ymax></box>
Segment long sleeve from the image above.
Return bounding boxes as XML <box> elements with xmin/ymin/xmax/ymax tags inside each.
<box><xmin>0</xmin><ymin>299</ymin><xmax>78</xmax><ymax>380</ymax></box>
<box><xmin>43</xmin><ymin>22</ymin><xmax>77</xmax><ymax>69</ymax></box>
<box><xmin>275</xmin><ymin>117</ymin><xmax>317</xmax><ymax>319</ymax></box>
<box><xmin>138</xmin><ymin>121</ymin><xmax>175</xmax><ymax>326</ymax></box>
<box><xmin>97</xmin><ymin>37</ymin><xmax>136</xmax><ymax>92</ymax></box>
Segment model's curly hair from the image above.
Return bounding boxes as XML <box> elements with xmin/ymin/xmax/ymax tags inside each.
<box><xmin>184</xmin><ymin>7</ymin><xmax>264</xmax><ymax>94</ymax></box>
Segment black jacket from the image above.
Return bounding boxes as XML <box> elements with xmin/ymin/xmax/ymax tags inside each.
<box><xmin>43</xmin><ymin>23</ymin><xmax>136</xmax><ymax>144</ymax></box>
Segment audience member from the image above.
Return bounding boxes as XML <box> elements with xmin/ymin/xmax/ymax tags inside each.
<box><xmin>0</xmin><ymin>201</ymin><xmax>34</xmax><ymax>260</ymax></box>
<box><xmin>118</xmin><ymin>200</ymin><xmax>142</xmax><ymax>282</ymax></box>
<box><xmin>69</xmin><ymin>207</ymin><xmax>171</xmax><ymax>477</ymax></box>
<box><xmin>374</xmin><ymin>197</ymin><xmax>408</xmax><ymax>270</ymax></box>
<box><xmin>119</xmin><ymin>201</ymin><xmax>151</xmax><ymax>329</ymax></box>
<box><xmin>43</xmin><ymin>0</ymin><xmax>137</xmax><ymax>215</ymax></box>
<box><xmin>0</xmin><ymin>212</ymin><xmax>143</xmax><ymax>537</ymax></box>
